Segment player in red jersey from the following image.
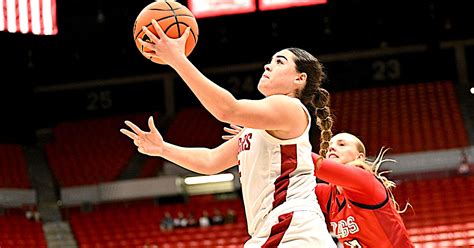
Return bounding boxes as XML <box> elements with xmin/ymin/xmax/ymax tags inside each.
<box><xmin>313</xmin><ymin>132</ymin><xmax>413</xmax><ymax>247</ymax></box>
<box><xmin>223</xmin><ymin>129</ymin><xmax>414</xmax><ymax>247</ymax></box>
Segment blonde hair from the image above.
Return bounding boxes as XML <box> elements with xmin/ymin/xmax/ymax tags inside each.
<box><xmin>348</xmin><ymin>147</ymin><xmax>411</xmax><ymax>213</ymax></box>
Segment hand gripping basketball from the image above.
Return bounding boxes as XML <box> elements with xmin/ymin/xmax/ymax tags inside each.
<box><xmin>139</xmin><ymin>20</ymin><xmax>192</xmax><ymax>67</ymax></box>
<box><xmin>133</xmin><ymin>0</ymin><xmax>199</xmax><ymax>65</ymax></box>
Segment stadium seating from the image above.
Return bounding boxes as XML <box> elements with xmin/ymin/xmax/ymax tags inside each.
<box><xmin>139</xmin><ymin>107</ymin><xmax>224</xmax><ymax>178</ymax></box>
<box><xmin>138</xmin><ymin>157</ymin><xmax>164</xmax><ymax>178</ymax></box>
<box><xmin>331</xmin><ymin>81</ymin><xmax>469</xmax><ymax>155</ymax></box>
<box><xmin>0</xmin><ymin>209</ymin><xmax>47</xmax><ymax>248</ymax></box>
<box><xmin>58</xmin><ymin>173</ymin><xmax>474</xmax><ymax>247</ymax></box>
<box><xmin>394</xmin><ymin>174</ymin><xmax>474</xmax><ymax>247</ymax></box>
<box><xmin>0</xmin><ymin>144</ymin><xmax>30</xmax><ymax>188</ymax></box>
<box><xmin>44</xmin><ymin>114</ymin><xmax>150</xmax><ymax>186</ymax></box>
<box><xmin>165</xmin><ymin>107</ymin><xmax>224</xmax><ymax>148</ymax></box>
<box><xmin>67</xmin><ymin>197</ymin><xmax>248</xmax><ymax>248</ymax></box>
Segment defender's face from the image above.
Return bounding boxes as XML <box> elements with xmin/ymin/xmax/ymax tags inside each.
<box><xmin>326</xmin><ymin>133</ymin><xmax>364</xmax><ymax>164</ymax></box>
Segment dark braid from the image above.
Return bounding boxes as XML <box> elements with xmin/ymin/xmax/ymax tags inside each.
<box><xmin>287</xmin><ymin>48</ymin><xmax>334</xmax><ymax>157</ymax></box>
<box><xmin>314</xmin><ymin>89</ymin><xmax>333</xmax><ymax>157</ymax></box>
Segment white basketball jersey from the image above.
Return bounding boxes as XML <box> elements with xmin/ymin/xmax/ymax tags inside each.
<box><xmin>237</xmin><ymin>102</ymin><xmax>321</xmax><ymax>236</ymax></box>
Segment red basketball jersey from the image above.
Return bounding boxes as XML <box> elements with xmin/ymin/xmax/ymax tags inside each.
<box><xmin>317</xmin><ymin>183</ymin><xmax>413</xmax><ymax>247</ymax></box>
<box><xmin>312</xmin><ymin>153</ymin><xmax>414</xmax><ymax>247</ymax></box>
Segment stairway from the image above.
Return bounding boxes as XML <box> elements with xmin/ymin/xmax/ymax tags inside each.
<box><xmin>43</xmin><ymin>221</ymin><xmax>78</xmax><ymax>248</ymax></box>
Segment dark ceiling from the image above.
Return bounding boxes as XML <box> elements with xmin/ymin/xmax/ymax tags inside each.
<box><xmin>0</xmin><ymin>0</ymin><xmax>472</xmax><ymax>142</ymax></box>
<box><xmin>1</xmin><ymin>0</ymin><xmax>472</xmax><ymax>86</ymax></box>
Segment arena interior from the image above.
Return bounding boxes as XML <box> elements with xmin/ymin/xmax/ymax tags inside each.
<box><xmin>1</xmin><ymin>0</ymin><xmax>474</xmax><ymax>247</ymax></box>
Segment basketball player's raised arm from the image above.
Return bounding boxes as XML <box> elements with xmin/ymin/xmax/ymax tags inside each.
<box><xmin>166</xmin><ymin>49</ymin><xmax>303</xmax><ymax>131</ymax></box>
<box><xmin>139</xmin><ymin>22</ymin><xmax>303</xmax><ymax>132</ymax></box>
<box><xmin>175</xmin><ymin>70</ymin><xmax>303</xmax><ymax>131</ymax></box>
<box><xmin>170</xmin><ymin>62</ymin><xmax>304</xmax><ymax>131</ymax></box>
<box><xmin>120</xmin><ymin>116</ymin><xmax>239</xmax><ymax>175</ymax></box>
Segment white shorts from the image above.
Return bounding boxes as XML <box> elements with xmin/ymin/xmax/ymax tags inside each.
<box><xmin>244</xmin><ymin>210</ymin><xmax>337</xmax><ymax>248</ymax></box>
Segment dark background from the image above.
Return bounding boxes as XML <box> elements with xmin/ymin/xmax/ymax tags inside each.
<box><xmin>1</xmin><ymin>0</ymin><xmax>473</xmax><ymax>143</ymax></box>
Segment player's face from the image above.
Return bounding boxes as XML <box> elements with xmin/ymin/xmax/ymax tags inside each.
<box><xmin>258</xmin><ymin>49</ymin><xmax>304</xmax><ymax>97</ymax></box>
<box><xmin>326</xmin><ymin>133</ymin><xmax>364</xmax><ymax>164</ymax></box>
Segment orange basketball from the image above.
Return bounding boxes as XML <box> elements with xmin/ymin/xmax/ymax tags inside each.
<box><xmin>133</xmin><ymin>0</ymin><xmax>199</xmax><ymax>64</ymax></box>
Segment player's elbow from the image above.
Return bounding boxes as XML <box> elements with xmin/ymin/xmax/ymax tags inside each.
<box><xmin>200</xmin><ymin>150</ymin><xmax>230</xmax><ymax>175</ymax></box>
<box><xmin>199</xmin><ymin>169</ymin><xmax>217</xmax><ymax>176</ymax></box>
<box><xmin>214</xmin><ymin>101</ymin><xmax>238</xmax><ymax>123</ymax></box>
<box><xmin>189</xmin><ymin>162</ymin><xmax>218</xmax><ymax>175</ymax></box>
<box><xmin>214</xmin><ymin>109</ymin><xmax>232</xmax><ymax>123</ymax></box>
<box><xmin>198</xmin><ymin>165</ymin><xmax>222</xmax><ymax>176</ymax></box>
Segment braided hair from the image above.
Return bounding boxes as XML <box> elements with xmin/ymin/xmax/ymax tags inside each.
<box><xmin>288</xmin><ymin>48</ymin><xmax>333</xmax><ymax>157</ymax></box>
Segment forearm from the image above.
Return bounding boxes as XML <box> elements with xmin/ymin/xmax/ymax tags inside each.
<box><xmin>161</xmin><ymin>142</ymin><xmax>219</xmax><ymax>175</ymax></box>
<box><xmin>170</xmin><ymin>56</ymin><xmax>237</xmax><ymax>122</ymax></box>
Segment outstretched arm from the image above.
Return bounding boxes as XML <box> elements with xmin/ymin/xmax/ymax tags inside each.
<box><xmin>161</xmin><ymin>137</ymin><xmax>239</xmax><ymax>175</ymax></box>
<box><xmin>312</xmin><ymin>153</ymin><xmax>386</xmax><ymax>205</ymax></box>
<box><xmin>121</xmin><ymin>116</ymin><xmax>238</xmax><ymax>175</ymax></box>
<box><xmin>139</xmin><ymin>22</ymin><xmax>305</xmax><ymax>133</ymax></box>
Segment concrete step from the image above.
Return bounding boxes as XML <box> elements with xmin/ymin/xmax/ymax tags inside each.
<box><xmin>43</xmin><ymin>221</ymin><xmax>78</xmax><ymax>248</ymax></box>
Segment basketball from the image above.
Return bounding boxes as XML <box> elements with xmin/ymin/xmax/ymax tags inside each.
<box><xmin>133</xmin><ymin>0</ymin><xmax>199</xmax><ymax>64</ymax></box>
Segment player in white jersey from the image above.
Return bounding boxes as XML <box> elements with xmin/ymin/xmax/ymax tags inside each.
<box><xmin>237</xmin><ymin>107</ymin><xmax>335</xmax><ymax>247</ymax></box>
<box><xmin>120</xmin><ymin>22</ymin><xmax>335</xmax><ymax>247</ymax></box>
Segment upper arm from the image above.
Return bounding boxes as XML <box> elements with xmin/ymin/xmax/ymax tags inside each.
<box><xmin>207</xmin><ymin>134</ymin><xmax>240</xmax><ymax>174</ymax></box>
<box><xmin>220</xmin><ymin>95</ymin><xmax>307</xmax><ymax>132</ymax></box>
